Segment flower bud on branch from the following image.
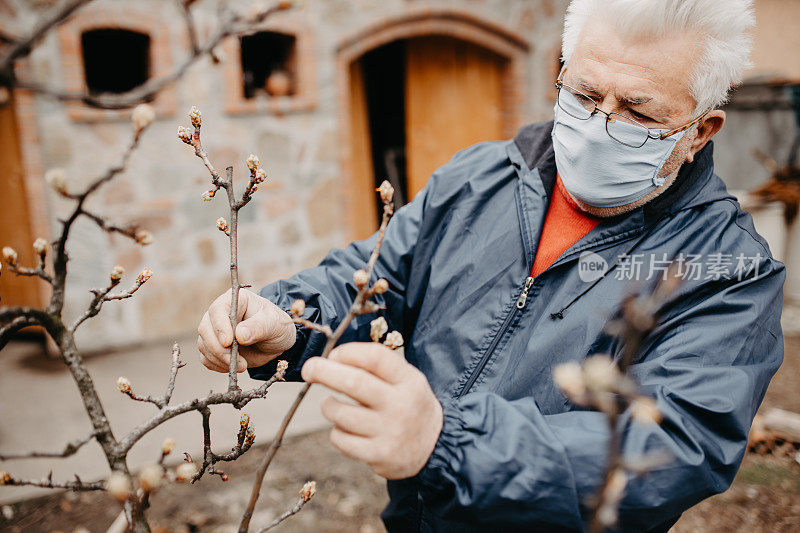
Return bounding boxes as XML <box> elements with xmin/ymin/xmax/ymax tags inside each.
<box><xmin>276</xmin><ymin>360</ymin><xmax>289</xmax><ymax>380</ymax></box>
<box><xmin>178</xmin><ymin>126</ymin><xmax>192</xmax><ymax>145</ymax></box>
<box><xmin>109</xmin><ymin>265</ymin><xmax>125</xmax><ymax>284</ymax></box>
<box><xmin>290</xmin><ymin>299</ymin><xmax>306</xmax><ymax>317</ymax></box>
<box><xmin>45</xmin><ymin>168</ymin><xmax>68</xmax><ymax>196</ymax></box>
<box><xmin>383</xmin><ymin>331</ymin><xmax>404</xmax><ymax>350</ymax></box>
<box><xmin>201</xmin><ymin>189</ymin><xmax>216</xmax><ymax>202</ymax></box>
<box><xmin>2</xmin><ymin>247</ymin><xmax>18</xmax><ymax>267</ymax></box>
<box><xmin>553</xmin><ymin>362</ymin><xmax>588</xmax><ymax>405</ymax></box>
<box><xmin>246</xmin><ymin>154</ymin><xmax>260</xmax><ymax>172</ymax></box>
<box><xmin>630</xmin><ymin>397</ymin><xmax>662</xmax><ymax>425</ymax></box>
<box><xmin>33</xmin><ymin>238</ymin><xmax>48</xmax><ymax>257</ymax></box>
<box><xmin>370</xmin><ymin>317</ymin><xmax>388</xmax><ymax>343</ymax></box>
<box><xmin>116</xmin><ymin>376</ymin><xmax>132</xmax><ymax>394</ymax></box>
<box><xmin>161</xmin><ymin>438</ymin><xmax>175</xmax><ymax>456</ymax></box>
<box><xmin>132</xmin><ymin>104</ymin><xmax>155</xmax><ymax>133</ymax></box>
<box><xmin>376</xmin><ymin>180</ymin><xmax>395</xmax><ymax>204</ymax></box>
<box><xmin>372</xmin><ymin>278</ymin><xmax>389</xmax><ymax>295</ymax></box>
<box><xmin>189</xmin><ymin>106</ymin><xmax>202</xmax><ymax>128</ymax></box>
<box><xmin>353</xmin><ymin>269</ymin><xmax>369</xmax><ymax>289</ymax></box>
<box><xmin>299</xmin><ymin>480</ymin><xmax>316</xmax><ymax>502</ymax></box>
<box><xmin>216</xmin><ymin>217</ymin><xmax>229</xmax><ymax>235</ymax></box>
<box><xmin>134</xmin><ymin>230</ymin><xmax>154</xmax><ymax>246</ymax></box>
<box><xmin>106</xmin><ymin>473</ymin><xmax>131</xmax><ymax>502</ymax></box>
<box><xmin>582</xmin><ymin>355</ymin><xmax>622</xmax><ymax>394</ymax></box>
<box><xmin>176</xmin><ymin>462</ymin><xmax>199</xmax><ymax>483</ymax></box>
<box><xmin>137</xmin><ymin>269</ymin><xmax>153</xmax><ymax>284</ymax></box>
<box><xmin>138</xmin><ymin>464</ymin><xmax>163</xmax><ymax>493</ymax></box>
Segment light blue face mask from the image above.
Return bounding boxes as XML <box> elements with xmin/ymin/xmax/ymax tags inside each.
<box><xmin>551</xmin><ymin>94</ymin><xmax>694</xmax><ymax>208</ymax></box>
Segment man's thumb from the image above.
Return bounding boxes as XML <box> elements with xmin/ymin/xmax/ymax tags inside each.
<box><xmin>235</xmin><ymin>311</ymin><xmax>268</xmax><ymax>345</ymax></box>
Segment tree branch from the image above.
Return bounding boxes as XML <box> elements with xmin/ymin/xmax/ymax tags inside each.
<box><xmin>0</xmin><ymin>471</ymin><xmax>104</xmax><ymax>491</ymax></box>
<box><xmin>0</xmin><ymin>432</ymin><xmax>96</xmax><ymax>461</ymax></box>
<box><xmin>0</xmin><ymin>0</ymin><xmax>94</xmax><ymax>76</ymax></box>
<box><xmin>238</xmin><ymin>184</ymin><xmax>396</xmax><ymax>533</ymax></box>
<box><xmin>6</xmin><ymin>2</ymin><xmax>292</xmax><ymax>110</ymax></box>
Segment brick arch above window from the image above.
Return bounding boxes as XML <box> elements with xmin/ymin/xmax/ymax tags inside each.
<box><xmin>57</xmin><ymin>6</ymin><xmax>176</xmax><ymax>122</ymax></box>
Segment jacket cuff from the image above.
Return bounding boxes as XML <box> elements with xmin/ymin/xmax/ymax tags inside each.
<box><xmin>416</xmin><ymin>395</ymin><xmax>464</xmax><ymax>493</ymax></box>
<box><xmin>247</xmin><ymin>320</ymin><xmax>309</xmax><ymax>382</ymax></box>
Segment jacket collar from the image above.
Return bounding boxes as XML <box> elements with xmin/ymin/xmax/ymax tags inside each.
<box><xmin>512</xmin><ymin>120</ymin><xmax>721</xmax><ymax>227</ymax></box>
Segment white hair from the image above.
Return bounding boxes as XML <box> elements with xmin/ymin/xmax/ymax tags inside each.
<box><xmin>561</xmin><ymin>0</ymin><xmax>756</xmax><ymax>113</ymax></box>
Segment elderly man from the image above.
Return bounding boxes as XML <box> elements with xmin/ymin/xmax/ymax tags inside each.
<box><xmin>198</xmin><ymin>0</ymin><xmax>784</xmax><ymax>530</ymax></box>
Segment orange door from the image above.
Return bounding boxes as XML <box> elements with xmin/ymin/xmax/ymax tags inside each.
<box><xmin>0</xmin><ymin>95</ymin><xmax>42</xmax><ymax>309</ymax></box>
<box><xmin>405</xmin><ymin>36</ymin><xmax>507</xmax><ymax>199</ymax></box>
<box><xmin>347</xmin><ymin>59</ymin><xmax>379</xmax><ymax>240</ymax></box>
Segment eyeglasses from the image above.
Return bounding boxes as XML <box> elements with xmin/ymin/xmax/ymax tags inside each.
<box><xmin>555</xmin><ymin>75</ymin><xmax>710</xmax><ymax>148</ymax></box>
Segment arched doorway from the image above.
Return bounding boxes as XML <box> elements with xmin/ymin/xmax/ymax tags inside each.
<box><xmin>337</xmin><ymin>10</ymin><xmax>529</xmax><ymax>239</ymax></box>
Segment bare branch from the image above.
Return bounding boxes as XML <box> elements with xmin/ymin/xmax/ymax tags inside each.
<box><xmin>81</xmin><ymin>210</ymin><xmax>146</xmax><ymax>243</ymax></box>
<box><xmin>8</xmin><ymin>2</ymin><xmax>292</xmax><ymax>110</ymax></box>
<box><xmin>291</xmin><ymin>316</ymin><xmax>333</xmax><ymax>337</ymax></box>
<box><xmin>115</xmin><ymin>362</ymin><xmax>287</xmax><ymax>455</ymax></box>
<box><xmin>239</xmin><ymin>183</ymin><xmax>396</xmax><ymax>532</ymax></box>
<box><xmin>163</xmin><ymin>343</ymin><xmax>183</xmax><ymax>406</ymax></box>
<box><xmin>177</xmin><ymin>0</ymin><xmax>202</xmax><ymax>57</ymax></box>
<box><xmin>0</xmin><ymin>306</ymin><xmax>55</xmax><ymax>349</ymax></box>
<box><xmin>5</xmin><ymin>262</ymin><xmax>53</xmax><ymax>283</ymax></box>
<box><xmin>0</xmin><ymin>432</ymin><xmax>96</xmax><ymax>461</ymax></box>
<box><xmin>0</xmin><ymin>470</ymin><xmax>104</xmax><ymax>491</ymax></box>
<box><xmin>255</xmin><ymin>483</ymin><xmax>316</xmax><ymax>533</ymax></box>
<box><xmin>51</xmin><ymin>125</ymin><xmax>149</xmax><ymax>316</ymax></box>
<box><xmin>0</xmin><ymin>0</ymin><xmax>94</xmax><ymax>75</ymax></box>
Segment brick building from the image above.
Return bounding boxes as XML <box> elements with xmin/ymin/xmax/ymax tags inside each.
<box><xmin>0</xmin><ymin>0</ymin><xmax>798</xmax><ymax>350</ymax></box>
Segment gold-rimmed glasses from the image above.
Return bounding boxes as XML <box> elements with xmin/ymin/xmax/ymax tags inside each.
<box><xmin>555</xmin><ymin>75</ymin><xmax>710</xmax><ymax>148</ymax></box>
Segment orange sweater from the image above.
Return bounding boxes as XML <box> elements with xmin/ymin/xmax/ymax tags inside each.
<box><xmin>530</xmin><ymin>174</ymin><xmax>601</xmax><ymax>278</ymax></box>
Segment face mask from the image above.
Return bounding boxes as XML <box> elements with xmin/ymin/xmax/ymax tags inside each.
<box><xmin>551</xmin><ymin>101</ymin><xmax>692</xmax><ymax>208</ymax></box>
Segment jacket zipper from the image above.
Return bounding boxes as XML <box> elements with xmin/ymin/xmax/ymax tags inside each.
<box><xmin>456</xmin><ymin>276</ymin><xmax>535</xmax><ymax>399</ymax></box>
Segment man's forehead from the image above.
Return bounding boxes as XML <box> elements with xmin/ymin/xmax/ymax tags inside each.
<box><xmin>567</xmin><ymin>23</ymin><xmax>700</xmax><ymax>114</ymax></box>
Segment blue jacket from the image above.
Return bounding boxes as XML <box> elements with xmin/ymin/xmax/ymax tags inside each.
<box><xmin>251</xmin><ymin>121</ymin><xmax>785</xmax><ymax>532</ymax></box>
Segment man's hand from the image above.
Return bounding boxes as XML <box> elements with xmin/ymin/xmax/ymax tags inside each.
<box><xmin>301</xmin><ymin>342</ymin><xmax>444</xmax><ymax>480</ymax></box>
<box><xmin>197</xmin><ymin>289</ymin><xmax>296</xmax><ymax>373</ymax></box>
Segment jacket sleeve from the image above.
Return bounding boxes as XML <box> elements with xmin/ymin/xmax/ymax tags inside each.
<box><xmin>247</xmin><ymin>185</ymin><xmax>428</xmax><ymax>383</ymax></box>
<box><xmin>415</xmin><ymin>256</ymin><xmax>785</xmax><ymax>531</ymax></box>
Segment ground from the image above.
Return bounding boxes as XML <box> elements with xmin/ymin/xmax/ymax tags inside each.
<box><xmin>1</xmin><ymin>336</ymin><xmax>799</xmax><ymax>532</ymax></box>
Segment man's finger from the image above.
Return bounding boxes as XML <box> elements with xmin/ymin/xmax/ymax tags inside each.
<box><xmin>235</xmin><ymin>306</ymin><xmax>293</xmax><ymax>351</ymax></box>
<box><xmin>198</xmin><ymin>345</ymin><xmax>228</xmax><ymax>373</ymax></box>
<box><xmin>198</xmin><ymin>336</ymin><xmax>246</xmax><ymax>373</ymax></box>
<box><xmin>301</xmin><ymin>357</ymin><xmax>389</xmax><ymax>407</ymax></box>
<box><xmin>320</xmin><ymin>395</ymin><xmax>379</xmax><ymax>437</ymax></box>
<box><xmin>329</xmin><ymin>427</ymin><xmax>376</xmax><ymax>465</ymax></box>
<box><xmin>329</xmin><ymin>342</ymin><xmax>406</xmax><ymax>384</ymax></box>
<box><xmin>208</xmin><ymin>289</ymin><xmax>249</xmax><ymax>347</ymax></box>
<box><xmin>198</xmin><ymin>313</ymin><xmax>228</xmax><ymax>357</ymax></box>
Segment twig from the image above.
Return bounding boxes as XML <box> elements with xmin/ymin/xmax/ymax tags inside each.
<box><xmin>0</xmin><ymin>432</ymin><xmax>96</xmax><ymax>460</ymax></box>
<box><xmin>0</xmin><ymin>0</ymin><xmax>93</xmax><ymax>76</ymax></box>
<box><xmin>6</xmin><ymin>2</ymin><xmax>292</xmax><ymax>109</ymax></box>
<box><xmin>238</xmin><ymin>184</ymin><xmax>396</xmax><ymax>533</ymax></box>
<box><xmin>50</xmin><ymin>124</ymin><xmax>148</xmax><ymax>317</ymax></box>
<box><xmin>115</xmin><ymin>362</ymin><xmax>286</xmax><ymax>455</ymax></box>
<box><xmin>0</xmin><ymin>471</ymin><xmax>104</xmax><ymax>491</ymax></box>
<box><xmin>255</xmin><ymin>483</ymin><xmax>316</xmax><ymax>533</ymax></box>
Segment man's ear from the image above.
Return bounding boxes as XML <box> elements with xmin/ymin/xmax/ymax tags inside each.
<box><xmin>686</xmin><ymin>110</ymin><xmax>725</xmax><ymax>163</ymax></box>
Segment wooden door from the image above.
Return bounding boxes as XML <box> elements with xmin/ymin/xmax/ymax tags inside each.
<box><xmin>405</xmin><ymin>36</ymin><xmax>506</xmax><ymax>199</ymax></box>
<box><xmin>0</xmin><ymin>94</ymin><xmax>41</xmax><ymax>309</ymax></box>
<box><xmin>347</xmin><ymin>59</ymin><xmax>379</xmax><ymax>240</ymax></box>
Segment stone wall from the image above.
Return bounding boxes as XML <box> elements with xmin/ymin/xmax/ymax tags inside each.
<box><xmin>17</xmin><ymin>0</ymin><xmax>570</xmax><ymax>351</ymax></box>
